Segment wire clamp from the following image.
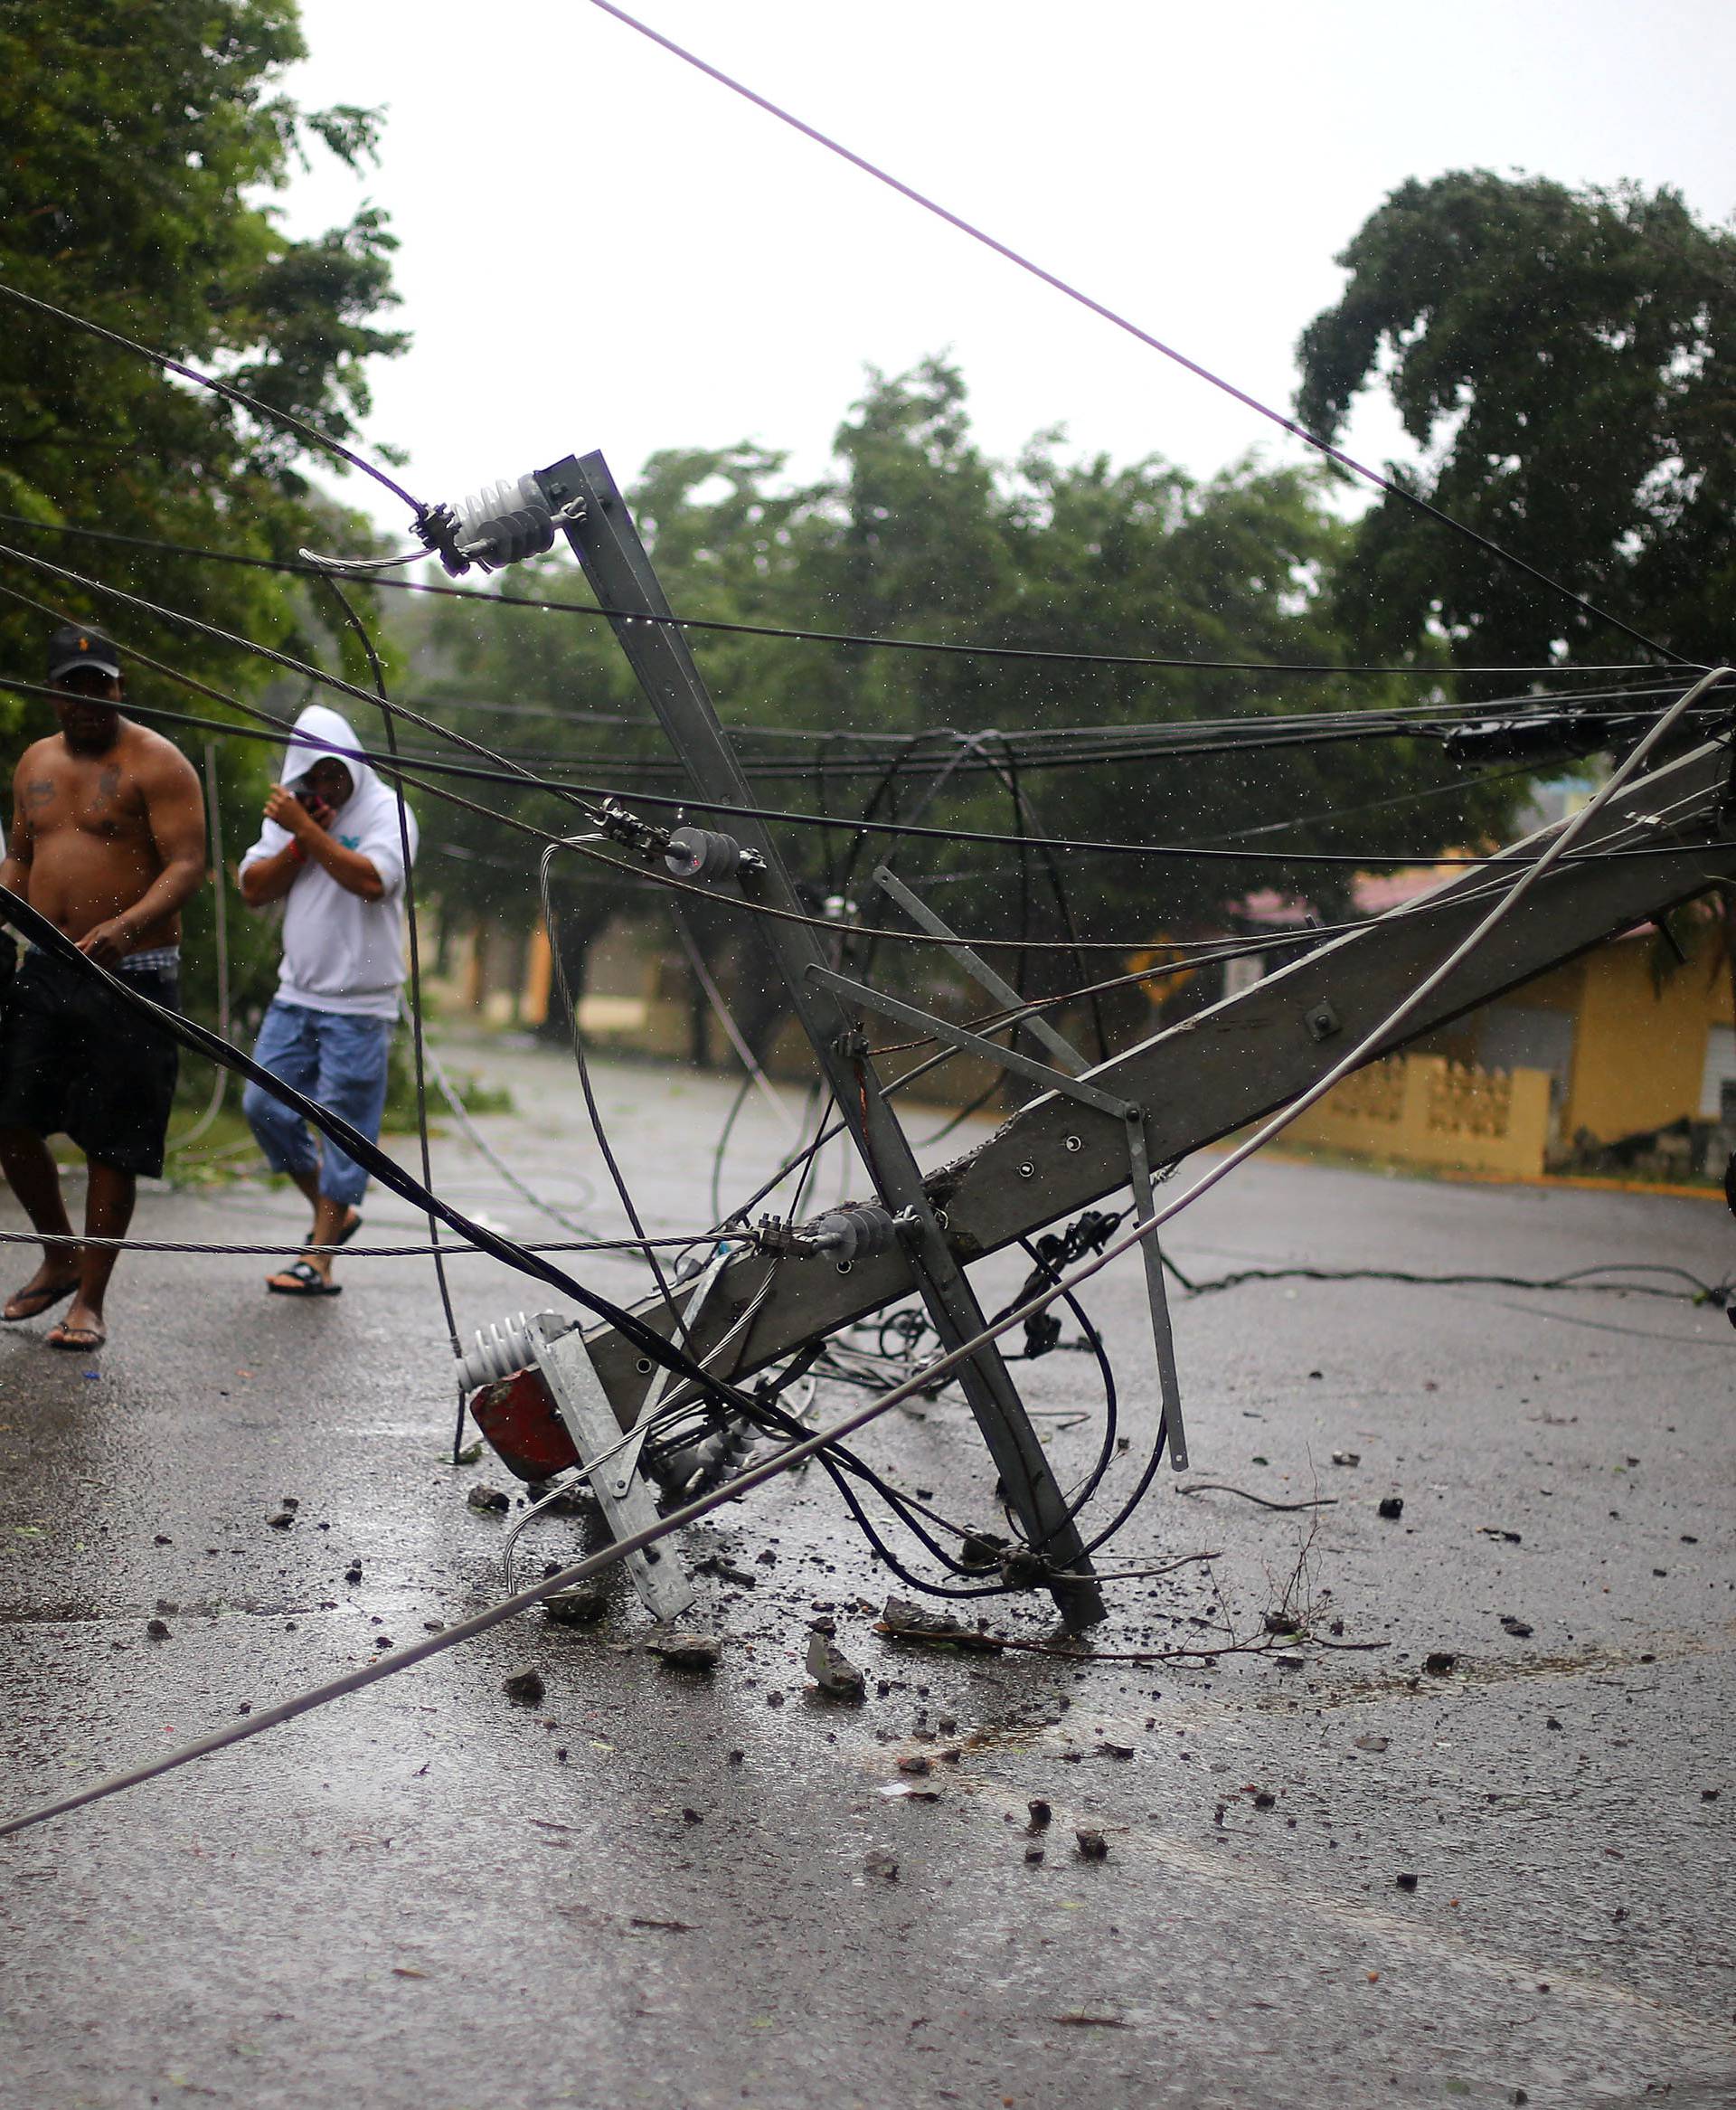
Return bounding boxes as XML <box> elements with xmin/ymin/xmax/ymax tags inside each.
<box><xmin>599</xmin><ymin>796</ymin><xmax>675</xmax><ymax>862</ymax></box>
<box><xmin>412</xmin><ymin>499</ymin><xmax>472</xmax><ymax>577</ymax></box>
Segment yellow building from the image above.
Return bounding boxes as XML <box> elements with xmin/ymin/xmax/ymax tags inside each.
<box><xmin>1281</xmin><ymin>904</ymin><xmax>1734</xmax><ymax>1181</ymax></box>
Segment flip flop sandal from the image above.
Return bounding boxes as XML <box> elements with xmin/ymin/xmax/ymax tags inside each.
<box><xmin>3</xmin><ymin>1277</ymin><xmax>80</xmax><ymax>1323</ymax></box>
<box><xmin>304</xmin><ymin>1212</ymin><xmax>363</xmax><ymax>1253</ymax></box>
<box><xmin>46</xmin><ymin>1320</ymin><xmax>105</xmax><ymax>1353</ymax></box>
<box><xmin>266</xmin><ymin>1259</ymin><xmax>343</xmax><ymax>1298</ymax></box>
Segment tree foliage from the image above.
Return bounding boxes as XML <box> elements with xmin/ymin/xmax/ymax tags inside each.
<box><xmin>0</xmin><ymin>0</ymin><xmax>408</xmax><ymax>1025</ymax></box>
<box><xmin>404</xmin><ymin>360</ymin><xmax>1509</xmax><ymax>1046</ymax></box>
<box><xmin>1297</xmin><ymin>171</ymin><xmax>1736</xmax><ymax>676</ymax></box>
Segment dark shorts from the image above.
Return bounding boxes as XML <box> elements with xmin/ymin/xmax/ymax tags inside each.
<box><xmin>0</xmin><ymin>950</ymin><xmax>181</xmax><ymax>1178</ymax></box>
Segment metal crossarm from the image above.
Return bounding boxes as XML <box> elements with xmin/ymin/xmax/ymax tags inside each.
<box><xmin>536</xmin><ymin>450</ymin><xmax>1106</xmax><ymax>1629</ymax></box>
<box><xmin>873</xmin><ymin>866</ymin><xmax>1089</xmax><ymax>1074</ymax></box>
<box><xmin>810</xmin><ymin>958</ymin><xmax>1189</xmax><ymax>1469</ymax></box>
<box><xmin>571</xmin><ymin>731</ymin><xmax>1736</xmax><ymax>1433</ymax></box>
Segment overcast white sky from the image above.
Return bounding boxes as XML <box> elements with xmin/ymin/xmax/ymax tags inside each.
<box><xmin>278</xmin><ymin>0</ymin><xmax>1736</xmax><ymax>537</ymax></box>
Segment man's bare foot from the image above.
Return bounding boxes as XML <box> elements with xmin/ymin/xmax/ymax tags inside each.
<box><xmin>3</xmin><ymin>1263</ymin><xmax>81</xmax><ymax>1323</ymax></box>
<box><xmin>46</xmin><ymin>1298</ymin><xmax>106</xmax><ymax>1352</ymax></box>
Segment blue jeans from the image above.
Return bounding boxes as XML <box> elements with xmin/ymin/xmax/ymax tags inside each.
<box><xmin>242</xmin><ymin>1000</ymin><xmax>392</xmax><ymax>1211</ymax></box>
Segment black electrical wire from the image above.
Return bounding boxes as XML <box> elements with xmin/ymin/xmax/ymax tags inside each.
<box><xmin>1162</xmin><ymin>1256</ymin><xmax>1731</xmax><ymax>1306</ymax></box>
<box><xmin>23</xmin><ymin>663</ymin><xmax>1717</xmax><ymax>882</ymax></box>
<box><xmin>318</xmin><ymin>574</ymin><xmax>467</xmax><ymax>1456</ymax></box>
<box><xmin>167</xmin><ymin>687</ymin><xmax>1729</xmax><ymax>890</ymax></box>
<box><xmin>24</xmin><ymin>546</ymin><xmax>1698</xmax><ymax>964</ymax></box>
<box><xmin>536</xmin><ymin>841</ymin><xmax>695</xmax><ymax>1344</ymax></box>
<box><xmin>0</xmin><ymin>284</ymin><xmax>426</xmax><ymax>517</ymax></box>
<box><xmin>0</xmin><ymin>885</ymin><xmax>756</xmax><ymax>1416</ymax></box>
<box><xmin>0</xmin><ymin>509</ymin><xmax>1690</xmax><ymax>681</ymax></box>
<box><xmin>999</xmin><ymin>1228</ymin><xmax>1121</xmax><ymax>1539</ymax></box>
<box><xmin>10</xmin><ymin>633</ymin><xmax>1717</xmax><ymax>1019</ymax></box>
<box><xmin>7</xmin><ymin>535</ymin><xmax>1692</xmax><ymax>882</ymax></box>
<box><xmin>587</xmin><ymin>0</ymin><xmax>1687</xmax><ymax>667</ymax></box>
<box><xmin>0</xmin><ymin>877</ymin><xmax>1052</xmax><ymax>1598</ymax></box>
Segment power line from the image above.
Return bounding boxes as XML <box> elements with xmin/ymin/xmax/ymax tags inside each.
<box><xmin>0</xmin><ymin>509</ymin><xmax>1693</xmax><ymax>683</ymax></box>
<box><xmin>6</xmin><ymin>666</ymin><xmax>1717</xmax><ymax>875</ymax></box>
<box><xmin>587</xmin><ymin>0</ymin><xmax>1687</xmax><ymax>667</ymax></box>
<box><xmin>0</xmin><ymin>283</ymin><xmax>425</xmax><ymax>516</ymax></box>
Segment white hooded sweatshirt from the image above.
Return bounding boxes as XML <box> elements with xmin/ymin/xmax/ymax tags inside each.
<box><xmin>239</xmin><ymin>703</ymin><xmax>419</xmax><ymax>1019</ymax></box>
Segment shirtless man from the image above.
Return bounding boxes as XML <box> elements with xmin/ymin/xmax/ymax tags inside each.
<box><xmin>0</xmin><ymin>624</ymin><xmax>206</xmax><ymax>1350</ymax></box>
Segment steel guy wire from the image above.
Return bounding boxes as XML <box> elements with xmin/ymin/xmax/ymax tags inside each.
<box><xmin>4</xmin><ymin>682</ymin><xmax>1713</xmax><ymax>1843</ymax></box>
<box><xmin>0</xmin><ymin>283</ymin><xmax>427</xmax><ymax>516</ymax></box>
<box><xmin>587</xmin><ymin>0</ymin><xmax>1685</xmax><ymax>666</ymax></box>
<box><xmin>0</xmin><ymin>510</ymin><xmax>1693</xmax><ymax>682</ymax></box>
<box><xmin>5</xmin><ymin>655</ymin><xmax>1721</xmax><ymax>882</ymax></box>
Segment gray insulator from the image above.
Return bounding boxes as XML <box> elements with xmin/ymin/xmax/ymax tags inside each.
<box><xmin>456</xmin><ymin>1312</ymin><xmax>534</xmax><ymax>1392</ymax></box>
<box><xmin>808</xmin><ymin>1205</ymin><xmax>897</xmax><ymax>1263</ymax></box>
<box><xmin>656</xmin><ymin>1416</ymin><xmax>754</xmax><ymax>1498</ymax></box>
<box><xmin>665</xmin><ymin>826</ymin><xmax>743</xmax><ymax>884</ymax></box>
<box><xmin>454</xmin><ymin>474</ymin><xmax>554</xmax><ymax>566</ymax></box>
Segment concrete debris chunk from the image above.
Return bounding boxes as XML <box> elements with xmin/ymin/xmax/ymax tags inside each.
<box><xmin>145</xmin><ymin>1618</ymin><xmax>171</xmax><ymax>1641</ymax></box>
<box><xmin>805</xmin><ymin>1629</ymin><xmax>866</xmax><ymax>1700</ymax></box>
<box><xmin>544</xmin><ymin>1585</ymin><xmax>608</xmax><ymax>1627</ymax></box>
<box><xmin>1332</xmin><ymin>1451</ymin><xmax>1362</xmax><ymax>1467</ymax></box>
<box><xmin>467</xmin><ymin>1484</ymin><xmax>511</xmax><ymax>1514</ymax></box>
<box><xmin>1424</xmin><ymin>1651</ymin><xmax>1458</xmax><ymax>1676</ymax></box>
<box><xmin>646</xmin><ymin>1633</ymin><xmax>721</xmax><ymax>1671</ymax></box>
<box><xmin>1377</xmin><ymin>1497</ymin><xmax>1405</xmax><ymax>1520</ymax></box>
<box><xmin>1075</xmin><ymin>1829</ymin><xmax>1109</xmax><ymax>1860</ymax></box>
<box><xmin>1354</xmin><ymin>1734</ymin><xmax>1391</xmax><ymax>1753</ymax></box>
<box><xmin>877</xmin><ymin>1596</ymin><xmax>1004</xmax><ymax>1652</ymax></box>
<box><xmin>502</xmin><ymin>1668</ymin><xmax>546</xmax><ymax>1706</ymax></box>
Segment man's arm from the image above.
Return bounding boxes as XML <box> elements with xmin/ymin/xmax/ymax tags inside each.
<box><xmin>239</xmin><ymin>837</ymin><xmax>301</xmax><ymax>908</ymax></box>
<box><xmin>0</xmin><ymin>757</ymin><xmax>35</xmax><ymax>922</ymax></box>
<box><xmin>257</xmin><ymin>786</ymin><xmax>385</xmax><ymax>901</ymax></box>
<box><xmin>76</xmin><ymin>744</ymin><xmax>207</xmax><ymax>967</ymax></box>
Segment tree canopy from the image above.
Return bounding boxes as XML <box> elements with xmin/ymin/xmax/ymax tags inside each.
<box><xmin>0</xmin><ymin>0</ymin><xmax>404</xmax><ymax>708</ymax></box>
<box><xmin>0</xmin><ymin>0</ymin><xmax>408</xmax><ymax>1021</ymax></box>
<box><xmin>403</xmin><ymin>360</ymin><xmax>1511</xmax><ymax>1047</ymax></box>
<box><xmin>1297</xmin><ymin>171</ymin><xmax>1736</xmax><ymax>676</ymax></box>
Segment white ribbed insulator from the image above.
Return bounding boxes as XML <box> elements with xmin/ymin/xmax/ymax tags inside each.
<box><xmin>456</xmin><ymin>1312</ymin><xmax>534</xmax><ymax>1392</ymax></box>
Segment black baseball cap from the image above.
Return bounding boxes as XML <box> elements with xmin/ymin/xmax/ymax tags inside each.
<box><xmin>47</xmin><ymin>622</ymin><xmax>121</xmax><ymax>683</ymax></box>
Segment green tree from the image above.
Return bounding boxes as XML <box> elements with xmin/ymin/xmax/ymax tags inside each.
<box><xmin>0</xmin><ymin>0</ymin><xmax>408</xmax><ymax>1032</ymax></box>
<box><xmin>398</xmin><ymin>362</ymin><xmax>1516</xmax><ymax>1059</ymax></box>
<box><xmin>1296</xmin><ymin>171</ymin><xmax>1736</xmax><ymax>675</ymax></box>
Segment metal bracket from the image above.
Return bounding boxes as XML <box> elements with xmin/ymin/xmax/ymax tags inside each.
<box><xmin>808</xmin><ymin>964</ymin><xmax>1128</xmax><ymax>1118</ymax></box>
<box><xmin>873</xmin><ymin>866</ymin><xmax>1089</xmax><ymax>1074</ymax></box>
<box><xmin>529</xmin><ymin>1320</ymin><xmax>696</xmax><ymax>1625</ymax></box>
<box><xmin>1121</xmin><ymin>1109</ymin><xmax>1189</xmax><ymax>1472</ymax></box>
<box><xmin>808</xmin><ymin>960</ymin><xmax>1188</xmax><ymax>1472</ymax></box>
<box><xmin>541</xmin><ymin>449</ymin><xmax>1106</xmax><ymax>1632</ymax></box>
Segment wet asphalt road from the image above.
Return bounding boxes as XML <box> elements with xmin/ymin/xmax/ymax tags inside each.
<box><xmin>2</xmin><ymin>1037</ymin><xmax>1733</xmax><ymax>2110</ymax></box>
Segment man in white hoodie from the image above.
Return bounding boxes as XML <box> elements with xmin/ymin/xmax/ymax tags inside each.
<box><xmin>238</xmin><ymin>705</ymin><xmax>417</xmax><ymax>1295</ymax></box>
